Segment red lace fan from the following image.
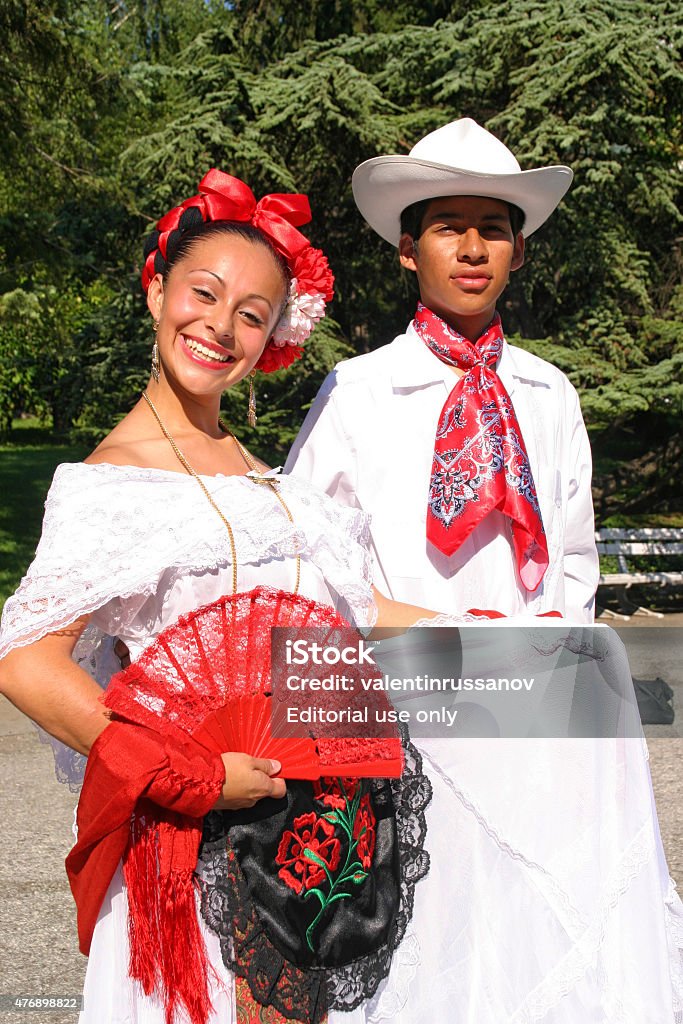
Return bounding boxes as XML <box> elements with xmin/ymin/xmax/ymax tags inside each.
<box><xmin>105</xmin><ymin>585</ymin><xmax>402</xmax><ymax>779</ymax></box>
<box><xmin>195</xmin><ymin>695</ymin><xmax>320</xmax><ymax>779</ymax></box>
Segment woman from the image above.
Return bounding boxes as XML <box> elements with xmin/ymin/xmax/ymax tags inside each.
<box><xmin>2</xmin><ymin>171</ymin><xmax>683</xmax><ymax>1024</ymax></box>
<box><xmin>0</xmin><ymin>171</ymin><xmax>433</xmax><ymax>1024</ymax></box>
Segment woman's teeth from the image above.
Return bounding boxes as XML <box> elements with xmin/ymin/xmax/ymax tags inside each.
<box><xmin>184</xmin><ymin>337</ymin><xmax>232</xmax><ymax>363</ymax></box>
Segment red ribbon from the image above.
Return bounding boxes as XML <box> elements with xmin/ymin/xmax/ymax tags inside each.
<box><xmin>156</xmin><ymin>169</ymin><xmax>312</xmax><ymax>267</ymax></box>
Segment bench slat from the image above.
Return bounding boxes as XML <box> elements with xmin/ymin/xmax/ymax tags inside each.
<box><xmin>595</xmin><ymin>528</ymin><xmax>683</xmax><ymax>541</ymax></box>
<box><xmin>595</xmin><ymin>526</ymin><xmax>683</xmax><ymax>590</ymax></box>
<box><xmin>599</xmin><ymin>572</ymin><xmax>683</xmax><ymax>587</ymax></box>
<box><xmin>596</xmin><ymin>542</ymin><xmax>683</xmax><ymax>555</ymax></box>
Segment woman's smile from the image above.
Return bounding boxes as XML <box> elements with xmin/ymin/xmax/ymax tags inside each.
<box><xmin>179</xmin><ymin>333</ymin><xmax>236</xmax><ymax>369</ymax></box>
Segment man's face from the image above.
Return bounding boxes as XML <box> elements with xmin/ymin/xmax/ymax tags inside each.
<box><xmin>398</xmin><ymin>195</ymin><xmax>524</xmax><ymax>340</ymax></box>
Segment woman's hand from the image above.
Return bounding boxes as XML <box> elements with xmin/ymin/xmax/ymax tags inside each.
<box><xmin>214</xmin><ymin>752</ymin><xmax>287</xmax><ymax>810</ymax></box>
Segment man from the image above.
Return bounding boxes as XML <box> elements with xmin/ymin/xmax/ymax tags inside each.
<box><xmin>286</xmin><ymin>118</ymin><xmax>599</xmax><ymax>621</ymax></box>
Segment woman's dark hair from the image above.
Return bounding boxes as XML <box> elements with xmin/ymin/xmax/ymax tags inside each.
<box><xmin>143</xmin><ymin>210</ymin><xmax>291</xmax><ymax>293</ymax></box>
<box><xmin>399</xmin><ymin>197</ymin><xmax>526</xmax><ymax>240</ymax></box>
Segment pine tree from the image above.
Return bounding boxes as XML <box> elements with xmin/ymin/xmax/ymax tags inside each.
<box><xmin>1</xmin><ymin>0</ymin><xmax>681</xmax><ymax>510</ymax></box>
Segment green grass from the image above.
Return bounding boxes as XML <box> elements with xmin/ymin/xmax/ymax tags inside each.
<box><xmin>601</xmin><ymin>512</ymin><xmax>683</xmax><ymax>528</ymax></box>
<box><xmin>0</xmin><ymin>423</ymin><xmax>89</xmax><ymax>605</ymax></box>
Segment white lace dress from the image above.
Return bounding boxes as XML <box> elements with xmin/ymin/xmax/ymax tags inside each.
<box><xmin>1</xmin><ymin>463</ymin><xmax>682</xmax><ymax>1024</ymax></box>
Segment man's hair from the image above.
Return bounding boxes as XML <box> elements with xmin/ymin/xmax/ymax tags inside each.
<box><xmin>399</xmin><ymin>197</ymin><xmax>526</xmax><ymax>241</ymax></box>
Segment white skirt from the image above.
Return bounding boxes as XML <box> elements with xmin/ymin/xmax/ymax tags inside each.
<box><xmin>80</xmin><ymin>737</ymin><xmax>683</xmax><ymax>1024</ymax></box>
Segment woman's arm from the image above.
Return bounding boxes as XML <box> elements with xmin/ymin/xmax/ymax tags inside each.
<box><xmin>0</xmin><ymin>617</ymin><xmax>109</xmax><ymax>755</ymax></box>
<box><xmin>0</xmin><ymin>621</ymin><xmax>285</xmax><ymax>808</ymax></box>
<box><xmin>371</xmin><ymin>586</ymin><xmax>441</xmax><ymax>633</ymax></box>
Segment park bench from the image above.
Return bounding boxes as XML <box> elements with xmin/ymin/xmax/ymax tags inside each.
<box><xmin>595</xmin><ymin>527</ymin><xmax>683</xmax><ymax>619</ymax></box>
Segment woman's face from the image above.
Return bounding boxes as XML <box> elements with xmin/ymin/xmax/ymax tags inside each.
<box><xmin>146</xmin><ymin>232</ymin><xmax>287</xmax><ymax>397</ymax></box>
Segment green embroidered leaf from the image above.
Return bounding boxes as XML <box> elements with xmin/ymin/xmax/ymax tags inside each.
<box><xmin>351</xmin><ymin>871</ymin><xmax>368</xmax><ymax>884</ymax></box>
<box><xmin>305</xmin><ymin>920</ymin><xmax>318</xmax><ymax>952</ymax></box>
<box><xmin>342</xmin><ymin>860</ymin><xmax>363</xmax><ymax>874</ymax></box>
<box><xmin>302</xmin><ymin>847</ymin><xmax>328</xmax><ymax>869</ymax></box>
<box><xmin>335</xmin><ymin>816</ymin><xmax>353</xmax><ymax>839</ymax></box>
<box><xmin>303</xmin><ymin>887</ymin><xmax>326</xmax><ymax>907</ymax></box>
<box><xmin>322</xmin><ymin>811</ymin><xmax>340</xmax><ymax>825</ymax></box>
<box><xmin>303</xmin><ymin>846</ymin><xmax>334</xmax><ymax>887</ymax></box>
<box><xmin>326</xmin><ymin>891</ymin><xmax>354</xmax><ymax>906</ymax></box>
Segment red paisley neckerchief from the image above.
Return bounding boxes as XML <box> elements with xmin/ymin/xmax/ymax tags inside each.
<box><xmin>413</xmin><ymin>303</ymin><xmax>548</xmax><ymax>592</ymax></box>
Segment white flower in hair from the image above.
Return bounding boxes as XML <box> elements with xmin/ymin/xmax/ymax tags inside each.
<box><xmin>272</xmin><ymin>278</ymin><xmax>327</xmax><ymax>348</ymax></box>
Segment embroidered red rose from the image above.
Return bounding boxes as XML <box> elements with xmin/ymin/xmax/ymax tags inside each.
<box><xmin>313</xmin><ymin>776</ymin><xmax>360</xmax><ymax>810</ymax></box>
<box><xmin>276</xmin><ymin>812</ymin><xmax>342</xmax><ymax>895</ymax></box>
<box><xmin>352</xmin><ymin>793</ymin><xmax>376</xmax><ymax>869</ymax></box>
<box><xmin>293</xmin><ymin>246</ymin><xmax>335</xmax><ymax>301</ymax></box>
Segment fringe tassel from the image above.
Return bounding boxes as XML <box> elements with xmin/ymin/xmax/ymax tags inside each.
<box><xmin>124</xmin><ymin>802</ymin><xmax>213</xmax><ymax>1024</ymax></box>
<box><xmin>125</xmin><ymin>809</ymin><xmax>158</xmax><ymax>996</ymax></box>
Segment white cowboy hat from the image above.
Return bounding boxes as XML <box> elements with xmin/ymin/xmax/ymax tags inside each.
<box><xmin>352</xmin><ymin>117</ymin><xmax>573</xmax><ymax>245</ymax></box>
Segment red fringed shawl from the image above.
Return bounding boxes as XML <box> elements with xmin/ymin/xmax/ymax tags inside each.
<box><xmin>66</xmin><ymin>720</ymin><xmax>224</xmax><ymax>1024</ymax></box>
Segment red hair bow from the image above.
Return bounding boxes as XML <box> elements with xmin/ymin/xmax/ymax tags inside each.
<box><xmin>156</xmin><ymin>169</ymin><xmax>312</xmax><ymax>267</ymax></box>
<box><xmin>141</xmin><ymin>169</ymin><xmax>333</xmax><ymax>372</ymax></box>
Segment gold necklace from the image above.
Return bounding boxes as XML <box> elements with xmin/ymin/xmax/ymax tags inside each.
<box><xmin>141</xmin><ymin>391</ymin><xmax>301</xmax><ymax>596</ymax></box>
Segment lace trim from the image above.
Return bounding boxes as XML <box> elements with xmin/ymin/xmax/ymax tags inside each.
<box><xmin>409</xmin><ymin>612</ymin><xmax>491</xmax><ymax>627</ymax></box>
<box><xmin>326</xmin><ymin>738</ymin><xmax>431</xmax><ymax>1012</ymax></box>
<box><xmin>509</xmin><ymin>822</ymin><xmax>658</xmax><ymax>1023</ymax></box>
<box><xmin>363</xmin><ymin>927</ymin><xmax>421</xmax><ymax>1023</ymax></box>
<box><xmin>197</xmin><ymin>734</ymin><xmax>431</xmax><ymax>1023</ymax></box>
<box><xmin>35</xmin><ymin>726</ymin><xmax>87</xmax><ymax>794</ymax></box>
<box><xmin>666</xmin><ymin>876</ymin><xmax>683</xmax><ymax>1018</ymax></box>
<box><xmin>0</xmin><ymin>463</ymin><xmax>376</xmax><ymax>658</ymax></box>
<box><xmin>420</xmin><ymin>747</ymin><xmax>587</xmax><ymax>937</ymax></box>
<box><xmin>35</xmin><ymin>625</ymin><xmax>114</xmax><ymax>792</ymax></box>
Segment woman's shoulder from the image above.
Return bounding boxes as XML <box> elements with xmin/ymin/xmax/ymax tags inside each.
<box><xmin>83</xmin><ymin>405</ymin><xmax>172</xmax><ymax>471</ymax></box>
<box><xmin>84</xmin><ymin>440</ymin><xmax>145</xmax><ymax>469</ymax></box>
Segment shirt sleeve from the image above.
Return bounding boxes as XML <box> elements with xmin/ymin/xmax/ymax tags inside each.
<box><xmin>562</xmin><ymin>385</ymin><xmax>600</xmax><ymax>622</ymax></box>
<box><xmin>285</xmin><ymin>369</ymin><xmax>360</xmax><ymax>508</ymax></box>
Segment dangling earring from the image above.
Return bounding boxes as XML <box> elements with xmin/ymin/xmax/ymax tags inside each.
<box><xmin>247</xmin><ymin>369</ymin><xmax>257</xmax><ymax>427</ymax></box>
<box><xmin>151</xmin><ymin>320</ymin><xmax>160</xmax><ymax>383</ymax></box>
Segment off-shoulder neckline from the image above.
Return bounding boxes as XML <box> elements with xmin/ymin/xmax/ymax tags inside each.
<box><xmin>56</xmin><ymin>461</ymin><xmax>271</xmax><ymax>482</ymax></box>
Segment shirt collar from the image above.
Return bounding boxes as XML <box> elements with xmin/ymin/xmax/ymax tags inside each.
<box><xmin>390</xmin><ymin>321</ymin><xmax>554</xmax><ymax>396</ymax></box>
<box><xmin>389</xmin><ymin>324</ymin><xmax>450</xmax><ymax>389</ymax></box>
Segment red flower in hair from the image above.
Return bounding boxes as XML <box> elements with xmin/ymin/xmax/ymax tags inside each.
<box><xmin>293</xmin><ymin>247</ymin><xmax>335</xmax><ymax>302</ymax></box>
<box><xmin>142</xmin><ymin>172</ymin><xmax>335</xmax><ymax>358</ymax></box>
<box><xmin>255</xmin><ymin>341</ymin><xmax>304</xmax><ymax>374</ymax></box>
<box><xmin>276</xmin><ymin>812</ymin><xmax>342</xmax><ymax>895</ymax></box>
<box><xmin>352</xmin><ymin>794</ymin><xmax>376</xmax><ymax>869</ymax></box>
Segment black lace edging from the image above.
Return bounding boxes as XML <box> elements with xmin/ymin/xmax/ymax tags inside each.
<box><xmin>198</xmin><ymin>733</ymin><xmax>432</xmax><ymax>1022</ymax></box>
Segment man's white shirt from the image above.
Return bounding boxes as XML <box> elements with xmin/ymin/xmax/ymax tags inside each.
<box><xmin>286</xmin><ymin>324</ymin><xmax>599</xmax><ymax>622</ymax></box>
